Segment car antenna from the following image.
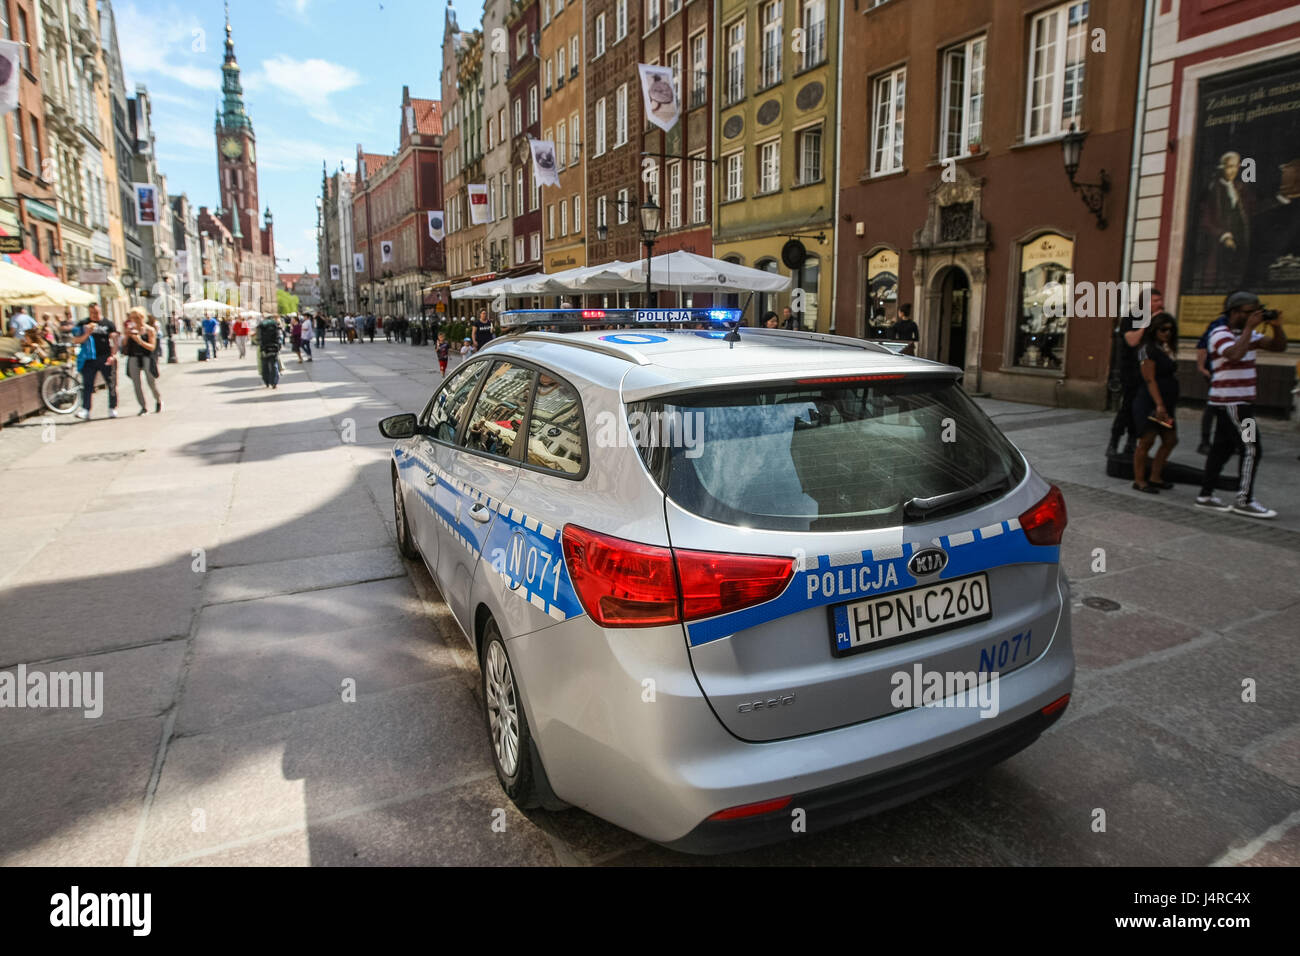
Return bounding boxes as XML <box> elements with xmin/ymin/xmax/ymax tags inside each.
<box><xmin>724</xmin><ymin>318</ymin><xmax>742</xmax><ymax>347</ymax></box>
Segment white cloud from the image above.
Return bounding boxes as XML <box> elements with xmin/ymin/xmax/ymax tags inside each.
<box><xmin>254</xmin><ymin>134</ymin><xmax>358</xmax><ymax>174</ymax></box>
<box><xmin>276</xmin><ymin>0</ymin><xmax>313</xmax><ymax>19</ymax></box>
<box><xmin>250</xmin><ymin>56</ymin><xmax>363</xmax><ymax>126</ymax></box>
<box><xmin>117</xmin><ymin>3</ymin><xmax>220</xmax><ymax>92</ymax></box>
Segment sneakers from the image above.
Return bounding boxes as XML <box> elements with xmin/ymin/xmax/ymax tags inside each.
<box><xmin>1196</xmin><ymin>442</ymin><xmax>1211</xmax><ymax>455</ymax></box>
<box><xmin>138</xmin><ymin>407</ymin><xmax>148</xmax><ymax>416</ymax></box>
<box><xmin>1231</xmin><ymin>500</ymin><xmax>1278</xmax><ymax>519</ymax></box>
<box><xmin>1195</xmin><ymin>495</ymin><xmax>1231</xmax><ymax>511</ymax></box>
<box><xmin>155</xmin><ymin>400</ymin><xmax>163</xmax><ymax>413</ymax></box>
<box><xmin>74</xmin><ymin>408</ymin><xmax>88</xmax><ymax>420</ymax></box>
<box><xmin>108</xmin><ymin>409</ymin><xmax>118</xmax><ymax>418</ymax></box>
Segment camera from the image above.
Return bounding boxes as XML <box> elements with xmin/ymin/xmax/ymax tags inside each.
<box><xmin>1260</xmin><ymin>308</ymin><xmax>1280</xmax><ymax>322</ymax></box>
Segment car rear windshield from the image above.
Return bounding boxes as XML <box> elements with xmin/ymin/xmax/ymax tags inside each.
<box><xmin>632</xmin><ymin>375</ymin><xmax>1027</xmax><ymax>532</ymax></box>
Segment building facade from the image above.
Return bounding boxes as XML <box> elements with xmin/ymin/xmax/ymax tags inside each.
<box><xmin>1125</xmin><ymin>0</ymin><xmax>1300</xmax><ymax>347</ymax></box>
<box><xmin>506</xmin><ymin>0</ymin><xmax>542</xmax><ymax>274</ymax></box>
<box><xmin>129</xmin><ymin>88</ymin><xmax>178</xmax><ymax>319</ymax></box>
<box><xmin>171</xmin><ymin>192</ymin><xmax>202</xmax><ymax>305</ymax></box>
<box><xmin>540</xmin><ymin>0</ymin><xmax>586</xmax><ymax>276</ymax></box>
<box><xmin>483</xmin><ymin>0</ymin><xmax>514</xmax><ymax>278</ymax></box>
<box><xmin>456</xmin><ymin>32</ymin><xmax>488</xmax><ymax>287</ymax></box>
<box><xmin>835</xmin><ymin>0</ymin><xmax>1142</xmax><ymax>409</ymax></box>
<box><xmin>101</xmin><ymin>0</ymin><xmax>142</xmax><ymax>308</ymax></box>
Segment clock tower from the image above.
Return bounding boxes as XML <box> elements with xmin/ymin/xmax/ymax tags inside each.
<box><xmin>214</xmin><ymin>5</ymin><xmax>259</xmax><ymax>252</ymax></box>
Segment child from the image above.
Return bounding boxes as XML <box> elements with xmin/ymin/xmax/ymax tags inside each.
<box><xmin>436</xmin><ymin>332</ymin><xmax>450</xmax><ymax>375</ymax></box>
<box><xmin>460</xmin><ymin>337</ymin><xmax>473</xmax><ymax>360</ymax></box>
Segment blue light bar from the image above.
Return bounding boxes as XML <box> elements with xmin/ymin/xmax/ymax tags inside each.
<box><xmin>499</xmin><ymin>307</ymin><xmax>743</xmax><ymax>330</ymax></box>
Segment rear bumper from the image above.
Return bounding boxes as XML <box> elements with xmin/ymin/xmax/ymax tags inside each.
<box><xmin>663</xmin><ymin>701</ymin><xmax>1067</xmax><ymax>855</ymax></box>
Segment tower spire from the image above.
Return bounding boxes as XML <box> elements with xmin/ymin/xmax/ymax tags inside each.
<box><xmin>219</xmin><ymin>3</ymin><xmax>251</xmax><ymax>131</ymax></box>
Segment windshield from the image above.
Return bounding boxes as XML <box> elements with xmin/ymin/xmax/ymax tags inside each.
<box><xmin>633</xmin><ymin>376</ymin><xmax>1026</xmax><ymax>532</ymax></box>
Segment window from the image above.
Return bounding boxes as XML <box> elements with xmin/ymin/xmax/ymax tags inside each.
<box><xmin>570</xmin><ymin>113</ymin><xmax>581</xmax><ymax>162</ymax></box>
<box><xmin>530</xmin><ymin>232</ymin><xmax>541</xmax><ymax>260</ymax></box>
<box><xmin>501</xmin><ymin>171</ymin><xmax>511</xmax><ymax>218</ymax></box>
<box><xmin>13</xmin><ymin>107</ymin><xmax>25</xmax><ymax>168</ymax></box>
<box><xmin>760</xmin><ymin>1</ymin><xmax>783</xmax><ymax>88</ymax></box>
<box><xmin>530</xmin><ymin>170</ymin><xmax>540</xmax><ymax>211</ymax></box>
<box><xmin>796</xmin><ymin>126</ymin><xmax>822</xmax><ymax>184</ymax></box>
<box><xmin>560</xmin><ymin>199</ymin><xmax>568</xmax><ymax>236</ymax></box>
<box><xmin>463</xmin><ymin>362</ymin><xmax>536</xmax><ymax>459</ymax></box>
<box><xmin>548</xmin><ymin>203</ymin><xmax>556</xmax><ymax>239</ymax></box>
<box><xmin>487</xmin><ymin>115</ymin><xmax>494</xmax><ymax>150</ymax></box>
<box><xmin>667</xmin><ymin>161</ymin><xmax>681</xmax><ymax>229</ymax></box>
<box><xmin>17</xmin><ymin>10</ymin><xmax>30</xmax><ymax>71</ymax></box>
<box><xmin>555</xmin><ymin>123</ymin><xmax>566</xmax><ymax>169</ymax></box>
<box><xmin>691</xmin><ymin>153</ymin><xmax>706</xmax><ymax>222</ymax></box>
<box><xmin>801</xmin><ymin>0</ymin><xmax>826</xmax><ymax>69</ymax></box>
<box><xmin>615</xmin><ymin>84</ymin><xmax>628</xmax><ymax>145</ymax></box>
<box><xmin>616</xmin><ymin>0</ymin><xmax>627</xmax><ymax>41</ymax></box>
<box><xmin>871</xmin><ymin>67</ymin><xmax>906</xmax><ymax>175</ymax></box>
<box><xmin>596</xmin><ymin>195</ymin><xmax>607</xmax><ymax>231</ymax></box>
<box><xmin>30</xmin><ymin>117</ymin><xmax>41</xmax><ymax>175</ymax></box>
<box><xmin>646</xmin><ymin>0</ymin><xmax>660</xmax><ymax>31</ymax></box>
<box><xmin>556</xmin><ymin>0</ymin><xmax>564</xmax><ymax>10</ymax></box>
<box><xmin>756</xmin><ymin>259</ymin><xmax>782</xmax><ymax>320</ymax></box>
<box><xmin>526</xmin><ymin>374</ymin><xmax>584</xmax><ymax>475</ymax></box>
<box><xmin>490</xmin><ymin>178</ymin><xmax>498</xmax><ymax>223</ymax></box>
<box><xmin>617</xmin><ymin>188</ymin><xmax>630</xmax><ymax>224</ymax></box>
<box><xmin>594</xmin><ymin>98</ymin><xmax>607</xmax><ymax>155</ymax></box>
<box><xmin>1027</xmin><ymin>1</ymin><xmax>1088</xmax><ymax>140</ymax></box>
<box><xmin>542</xmin><ymin>0</ymin><xmax>551</xmax><ymax>26</ymax></box>
<box><xmin>545</xmin><ymin>59</ymin><xmax>553</xmax><ymax>96</ymax></box>
<box><xmin>517</xmin><ymin>29</ymin><xmax>527</xmax><ymax>59</ymax></box>
<box><xmin>725</xmin><ymin>19</ymin><xmax>745</xmax><ymax>104</ymax></box>
<box><xmin>516</xmin><ymin>167</ymin><xmax>525</xmax><ymax>215</ymax></box>
<box><xmin>1015</xmin><ymin>232</ymin><xmax>1073</xmax><ymax>368</ymax></box>
<box><xmin>667</xmin><ymin>0</ymin><xmax>681</xmax><ymax>15</ymax></box>
<box><xmin>690</xmin><ymin>32</ymin><xmax>707</xmax><ymax>108</ymax></box>
<box><xmin>573</xmin><ymin>195</ymin><xmax>581</xmax><ymax>232</ymax></box>
<box><xmin>725</xmin><ymin>151</ymin><xmax>743</xmax><ymax>201</ymax></box>
<box><xmin>759</xmin><ymin>140</ymin><xmax>780</xmax><ymax>193</ymax></box>
<box><xmin>513</xmin><ymin>98</ymin><xmax>522</xmax><ymax>135</ymax></box>
<box><xmin>800</xmin><ymin>255</ymin><xmax>820</xmax><ymax>329</ymax></box>
<box><xmin>0</xmin><ymin>4</ymin><xmax>8</xmax><ymax>39</ymax></box>
<box><xmin>668</xmin><ymin>48</ymin><xmax>682</xmax><ymax>107</ymax></box>
<box><xmin>557</xmin><ymin>47</ymin><xmax>566</xmax><ymax>85</ymax></box>
<box><xmin>570</xmin><ymin>35</ymin><xmax>580</xmax><ymax>76</ymax></box>
<box><xmin>423</xmin><ymin>360</ymin><xmax>488</xmax><ymax>442</ymax></box>
<box><xmin>528</xmin><ymin>85</ymin><xmax>539</xmax><ymax>124</ymax></box>
<box><xmin>516</xmin><ymin>236</ymin><xmax>525</xmax><ymax>264</ymax></box>
<box><xmin>499</xmin><ymin>107</ymin><xmax>507</xmax><ymax>142</ymax></box>
<box><xmin>942</xmin><ymin>36</ymin><xmax>986</xmax><ymax>159</ymax></box>
<box><xmin>595</xmin><ymin>14</ymin><xmax>606</xmax><ymax>57</ymax></box>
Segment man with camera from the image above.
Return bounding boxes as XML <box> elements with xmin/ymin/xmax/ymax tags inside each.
<box><xmin>1196</xmin><ymin>290</ymin><xmax>1287</xmax><ymax>518</ymax></box>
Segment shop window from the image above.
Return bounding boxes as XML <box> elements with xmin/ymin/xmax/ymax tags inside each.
<box><xmin>1015</xmin><ymin>232</ymin><xmax>1074</xmax><ymax>369</ymax></box>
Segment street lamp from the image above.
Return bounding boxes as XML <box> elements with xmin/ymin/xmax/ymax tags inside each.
<box><xmin>1060</xmin><ymin>124</ymin><xmax>1110</xmax><ymax>229</ymax></box>
<box><xmin>639</xmin><ymin>197</ymin><xmax>660</xmax><ymax>307</ymax></box>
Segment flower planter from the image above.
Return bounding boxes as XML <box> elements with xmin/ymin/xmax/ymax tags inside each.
<box><xmin>0</xmin><ymin>367</ymin><xmax>54</xmax><ymax>427</ymax></box>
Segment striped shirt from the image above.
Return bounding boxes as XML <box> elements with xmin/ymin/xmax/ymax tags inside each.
<box><xmin>1207</xmin><ymin>325</ymin><xmax>1265</xmax><ymax>405</ymax></box>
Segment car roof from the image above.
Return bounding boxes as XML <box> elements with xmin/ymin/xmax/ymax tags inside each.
<box><xmin>481</xmin><ymin>327</ymin><xmax>959</xmax><ymax>399</ymax></box>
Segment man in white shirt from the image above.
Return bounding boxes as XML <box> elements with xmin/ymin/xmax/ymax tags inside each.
<box><xmin>7</xmin><ymin>309</ymin><xmax>35</xmax><ymax>340</ymax></box>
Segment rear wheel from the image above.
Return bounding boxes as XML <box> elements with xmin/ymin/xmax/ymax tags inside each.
<box><xmin>392</xmin><ymin>470</ymin><xmax>419</xmax><ymax>559</ymax></box>
<box><xmin>480</xmin><ymin>619</ymin><xmax>541</xmax><ymax>808</ymax></box>
<box><xmin>41</xmin><ymin>369</ymin><xmax>81</xmax><ymax>414</ymax></box>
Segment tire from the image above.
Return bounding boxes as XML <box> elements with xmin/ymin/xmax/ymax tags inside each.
<box><xmin>480</xmin><ymin>620</ymin><xmax>542</xmax><ymax>809</ymax></box>
<box><xmin>41</xmin><ymin>370</ymin><xmax>81</xmax><ymax>414</ymax></box>
<box><xmin>392</xmin><ymin>469</ymin><xmax>419</xmax><ymax>559</ymax></box>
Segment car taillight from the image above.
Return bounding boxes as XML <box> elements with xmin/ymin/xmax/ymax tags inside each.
<box><xmin>675</xmin><ymin>549</ymin><xmax>794</xmax><ymax>622</ymax></box>
<box><xmin>562</xmin><ymin>525</ymin><xmax>679</xmax><ymax>627</ymax></box>
<box><xmin>561</xmin><ymin>526</ymin><xmax>796</xmax><ymax>628</ymax></box>
<box><xmin>1019</xmin><ymin>485</ymin><xmax>1068</xmax><ymax>546</ymax></box>
<box><xmin>708</xmin><ymin>796</ymin><xmax>793</xmax><ymax>821</ymax></box>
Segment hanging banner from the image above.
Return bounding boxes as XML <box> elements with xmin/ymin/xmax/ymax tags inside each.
<box><xmin>529</xmin><ymin>139</ymin><xmax>560</xmax><ymax>189</ymax></box>
<box><xmin>353</xmin><ymin>252</ymin><xmax>364</xmax><ymax>272</ymax></box>
<box><xmin>638</xmin><ymin>63</ymin><xmax>679</xmax><ymax>133</ymax></box>
<box><xmin>330</xmin><ymin>264</ymin><xmax>340</xmax><ymax>280</ymax></box>
<box><xmin>468</xmin><ymin>184</ymin><xmax>491</xmax><ymax>224</ymax></box>
<box><xmin>0</xmin><ymin>40</ymin><xmax>20</xmax><ymax>115</ymax></box>
<box><xmin>428</xmin><ymin>210</ymin><xmax>445</xmax><ymax>243</ymax></box>
<box><xmin>380</xmin><ymin>240</ymin><xmax>393</xmax><ymax>263</ymax></box>
<box><xmin>134</xmin><ymin>183</ymin><xmax>159</xmax><ymax>226</ymax></box>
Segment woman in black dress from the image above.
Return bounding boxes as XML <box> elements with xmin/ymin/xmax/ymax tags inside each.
<box><xmin>1131</xmin><ymin>313</ymin><xmax>1179</xmax><ymax>492</ymax></box>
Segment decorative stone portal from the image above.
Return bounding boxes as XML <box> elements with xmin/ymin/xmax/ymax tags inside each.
<box><xmin>910</xmin><ymin>166</ymin><xmax>990</xmax><ymax>389</ymax></box>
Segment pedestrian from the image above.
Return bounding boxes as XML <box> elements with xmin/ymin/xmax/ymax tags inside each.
<box><xmin>345</xmin><ymin>314</ymin><xmax>356</xmax><ymax>343</ymax></box>
<box><xmin>365</xmin><ymin>313</ymin><xmax>376</xmax><ymax>342</ymax></box>
<box><xmin>384</xmin><ymin>315</ymin><xmax>392</xmax><ymax>342</ymax></box>
<box><xmin>70</xmin><ymin>303</ymin><xmax>119</xmax><ymax>419</ymax></box>
<box><xmin>1194</xmin><ymin>302</ymin><xmax>1230</xmax><ymax>454</ymax></box>
<box><xmin>219</xmin><ymin>316</ymin><xmax>231</xmax><ymax>349</ymax></box>
<box><xmin>891</xmin><ymin>304</ymin><xmax>920</xmax><ymax>355</ymax></box>
<box><xmin>436</xmin><ymin>332</ymin><xmax>450</xmax><ymax>375</ymax></box>
<box><xmin>461</xmin><ymin>336</ymin><xmax>474</xmax><ymax>360</ymax></box>
<box><xmin>472</xmin><ymin>309</ymin><xmax>494</xmax><ymax>351</ymax></box>
<box><xmin>7</xmin><ymin>307</ymin><xmax>35</xmax><ymax>340</ymax></box>
<box><xmin>233</xmin><ymin>316</ymin><xmax>249</xmax><ymax>358</ymax></box>
<box><xmin>764</xmin><ymin>313</ymin><xmax>779</xmax><ymax>329</ymax></box>
<box><xmin>1130</xmin><ymin>313</ymin><xmax>1179</xmax><ymax>493</ymax></box>
<box><xmin>1107</xmin><ymin>289</ymin><xmax>1163</xmax><ymax>457</ymax></box>
<box><xmin>201</xmin><ymin>313</ymin><xmax>219</xmax><ymax>359</ymax></box>
<box><xmin>300</xmin><ymin>316</ymin><xmax>313</xmax><ymax>362</ymax></box>
<box><xmin>315</xmin><ymin>313</ymin><xmax>326</xmax><ymax>349</ymax></box>
<box><xmin>1196</xmin><ymin>290</ymin><xmax>1288</xmax><ymax>517</ymax></box>
<box><xmin>257</xmin><ymin>316</ymin><xmax>282</xmax><ymax>388</ymax></box>
<box><xmin>781</xmin><ymin>306</ymin><xmax>801</xmax><ymax>331</ymax></box>
<box><xmin>291</xmin><ymin>316</ymin><xmax>304</xmax><ymax>362</ymax></box>
<box><xmin>122</xmin><ymin>307</ymin><xmax>162</xmax><ymax>415</ymax></box>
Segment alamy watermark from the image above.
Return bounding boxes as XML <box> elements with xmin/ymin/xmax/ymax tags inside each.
<box><xmin>0</xmin><ymin>666</ymin><xmax>103</xmax><ymax>718</ymax></box>
<box><xmin>1037</xmin><ymin>276</ymin><xmax>1157</xmax><ymax>326</ymax></box>
<box><xmin>890</xmin><ymin>665</ymin><xmax>1000</xmax><ymax>719</ymax></box>
<box><xmin>593</xmin><ymin>409</ymin><xmax>705</xmax><ymax>458</ymax></box>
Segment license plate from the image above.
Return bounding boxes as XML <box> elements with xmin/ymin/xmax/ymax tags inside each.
<box><xmin>830</xmin><ymin>572</ymin><xmax>992</xmax><ymax>657</ymax></box>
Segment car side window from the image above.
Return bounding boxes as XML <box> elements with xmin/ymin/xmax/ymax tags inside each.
<box><xmin>422</xmin><ymin>361</ymin><xmax>487</xmax><ymax>443</ymax></box>
<box><xmin>525</xmin><ymin>374</ymin><xmax>585</xmax><ymax>475</ymax></box>
<box><xmin>461</xmin><ymin>361</ymin><xmax>536</xmax><ymax>460</ymax></box>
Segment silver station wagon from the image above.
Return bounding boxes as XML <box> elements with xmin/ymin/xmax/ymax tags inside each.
<box><xmin>380</xmin><ymin>310</ymin><xmax>1074</xmax><ymax>853</ymax></box>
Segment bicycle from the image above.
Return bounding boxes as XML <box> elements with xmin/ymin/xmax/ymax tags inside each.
<box><xmin>40</xmin><ymin>342</ymin><xmax>83</xmax><ymax>414</ymax></box>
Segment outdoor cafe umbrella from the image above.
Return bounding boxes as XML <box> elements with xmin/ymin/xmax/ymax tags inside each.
<box><xmin>0</xmin><ymin>262</ymin><xmax>99</xmax><ymax>307</ymax></box>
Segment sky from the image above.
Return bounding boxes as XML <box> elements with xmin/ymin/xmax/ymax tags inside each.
<box><xmin>117</xmin><ymin>0</ymin><xmax>484</xmax><ymax>275</ymax></box>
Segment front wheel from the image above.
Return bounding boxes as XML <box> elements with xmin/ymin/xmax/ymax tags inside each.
<box><xmin>392</xmin><ymin>470</ymin><xmax>419</xmax><ymax>559</ymax></box>
<box><xmin>41</xmin><ymin>369</ymin><xmax>82</xmax><ymax>414</ymax></box>
<box><xmin>481</xmin><ymin>621</ymin><xmax>542</xmax><ymax>809</ymax></box>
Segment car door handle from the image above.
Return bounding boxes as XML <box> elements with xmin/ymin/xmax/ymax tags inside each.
<box><xmin>469</xmin><ymin>503</ymin><xmax>492</xmax><ymax>523</ymax></box>
<box><xmin>424</xmin><ymin>472</ymin><xmax>437</xmax><ymax>486</ymax></box>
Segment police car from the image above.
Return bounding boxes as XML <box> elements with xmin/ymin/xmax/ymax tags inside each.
<box><xmin>380</xmin><ymin>308</ymin><xmax>1074</xmax><ymax>853</ymax></box>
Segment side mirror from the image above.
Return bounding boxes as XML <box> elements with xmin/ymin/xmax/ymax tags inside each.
<box><xmin>379</xmin><ymin>413</ymin><xmax>419</xmax><ymax>440</ymax></box>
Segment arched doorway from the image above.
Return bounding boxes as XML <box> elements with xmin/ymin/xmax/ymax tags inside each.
<box><xmin>930</xmin><ymin>265</ymin><xmax>971</xmax><ymax>369</ymax></box>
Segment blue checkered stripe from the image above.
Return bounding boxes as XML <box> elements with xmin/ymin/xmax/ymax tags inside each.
<box><xmin>684</xmin><ymin>517</ymin><xmax>1059</xmax><ymax>647</ymax></box>
<box><xmin>392</xmin><ymin>448</ymin><xmax>581</xmax><ymax>623</ymax></box>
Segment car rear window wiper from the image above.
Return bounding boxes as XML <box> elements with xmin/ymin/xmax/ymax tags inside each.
<box><xmin>902</xmin><ymin>472</ymin><xmax>1012</xmax><ymax>522</ymax></box>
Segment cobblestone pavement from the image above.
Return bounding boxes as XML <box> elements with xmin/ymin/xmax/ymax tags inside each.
<box><xmin>1</xmin><ymin>340</ymin><xmax>1295</xmax><ymax>865</ymax></box>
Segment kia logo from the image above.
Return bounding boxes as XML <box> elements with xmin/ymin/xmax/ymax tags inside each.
<box><xmin>908</xmin><ymin>547</ymin><xmax>948</xmax><ymax>577</ymax></box>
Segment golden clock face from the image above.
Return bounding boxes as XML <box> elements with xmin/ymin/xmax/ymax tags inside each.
<box><xmin>221</xmin><ymin>137</ymin><xmax>242</xmax><ymax>160</ymax></box>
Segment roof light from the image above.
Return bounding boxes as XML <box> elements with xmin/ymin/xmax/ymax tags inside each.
<box><xmin>499</xmin><ymin>307</ymin><xmax>743</xmax><ymax>331</ymax></box>
<box><xmin>795</xmin><ymin>374</ymin><xmax>907</xmax><ymax>385</ymax></box>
